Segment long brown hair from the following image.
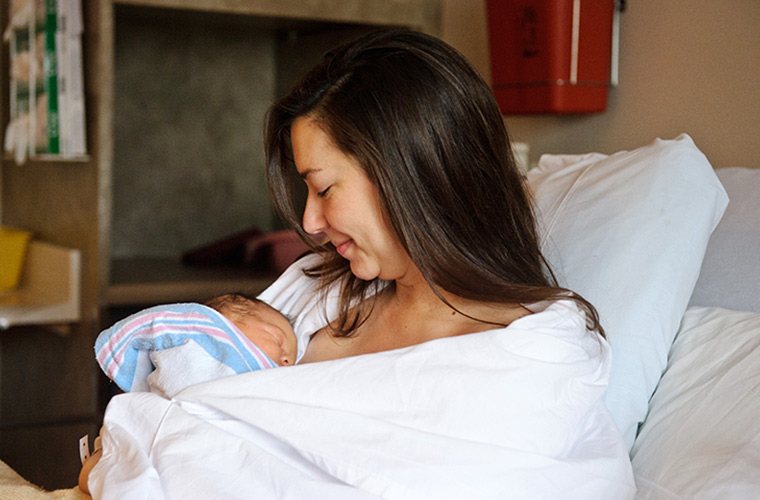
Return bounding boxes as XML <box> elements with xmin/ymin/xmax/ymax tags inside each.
<box><xmin>265</xmin><ymin>29</ymin><xmax>603</xmax><ymax>337</ymax></box>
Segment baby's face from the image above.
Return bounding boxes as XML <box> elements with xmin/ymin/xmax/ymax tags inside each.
<box><xmin>231</xmin><ymin>303</ymin><xmax>297</xmax><ymax>366</ymax></box>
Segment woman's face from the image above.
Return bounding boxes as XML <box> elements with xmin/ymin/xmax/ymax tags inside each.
<box><xmin>291</xmin><ymin>116</ymin><xmax>413</xmax><ymax>282</ymax></box>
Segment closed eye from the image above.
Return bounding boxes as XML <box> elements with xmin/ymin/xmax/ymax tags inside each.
<box><xmin>265</xmin><ymin>325</ymin><xmax>286</xmax><ymax>346</ymax></box>
<box><xmin>317</xmin><ymin>186</ymin><xmax>331</xmax><ymax>198</ymax></box>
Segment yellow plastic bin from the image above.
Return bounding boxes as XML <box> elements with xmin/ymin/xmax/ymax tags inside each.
<box><xmin>0</xmin><ymin>226</ymin><xmax>32</xmax><ymax>291</ymax></box>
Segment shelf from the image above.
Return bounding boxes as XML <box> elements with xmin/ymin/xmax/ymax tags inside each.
<box><xmin>107</xmin><ymin>258</ymin><xmax>279</xmax><ymax>306</ymax></box>
<box><xmin>113</xmin><ymin>0</ymin><xmax>441</xmax><ymax>34</ymax></box>
<box><xmin>2</xmin><ymin>154</ymin><xmax>91</xmax><ymax>164</ymax></box>
<box><xmin>0</xmin><ymin>241</ymin><xmax>81</xmax><ymax>330</ymax></box>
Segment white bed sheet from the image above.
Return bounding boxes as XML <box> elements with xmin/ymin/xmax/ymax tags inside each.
<box><xmin>88</xmin><ymin>257</ymin><xmax>635</xmax><ymax>499</ymax></box>
<box><xmin>631</xmin><ymin>306</ymin><xmax>760</xmax><ymax>499</ymax></box>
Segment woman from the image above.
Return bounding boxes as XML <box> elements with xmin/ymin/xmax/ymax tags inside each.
<box><xmin>84</xmin><ymin>30</ymin><xmax>634</xmax><ymax>499</ymax></box>
<box><xmin>265</xmin><ymin>28</ymin><xmax>603</xmax><ymax>362</ymax></box>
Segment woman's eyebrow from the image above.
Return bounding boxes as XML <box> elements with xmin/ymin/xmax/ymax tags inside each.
<box><xmin>298</xmin><ymin>167</ymin><xmax>323</xmax><ymax>180</ymax></box>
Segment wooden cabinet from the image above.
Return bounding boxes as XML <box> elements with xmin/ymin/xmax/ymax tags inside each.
<box><xmin>0</xmin><ymin>0</ymin><xmax>440</xmax><ymax>489</ymax></box>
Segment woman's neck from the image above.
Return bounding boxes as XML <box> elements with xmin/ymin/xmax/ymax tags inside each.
<box><xmin>386</xmin><ymin>266</ymin><xmax>531</xmax><ymax>329</ymax></box>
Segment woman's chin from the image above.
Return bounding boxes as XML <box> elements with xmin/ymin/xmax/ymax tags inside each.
<box><xmin>348</xmin><ymin>260</ymin><xmax>380</xmax><ymax>281</ymax></box>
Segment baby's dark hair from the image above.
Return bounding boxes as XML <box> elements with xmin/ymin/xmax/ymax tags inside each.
<box><xmin>204</xmin><ymin>292</ymin><xmax>262</xmax><ymax>312</ymax></box>
<box><xmin>204</xmin><ymin>293</ymin><xmax>293</xmax><ymax>325</ymax></box>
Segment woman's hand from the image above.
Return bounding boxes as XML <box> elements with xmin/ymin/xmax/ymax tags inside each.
<box><xmin>78</xmin><ymin>448</ymin><xmax>102</xmax><ymax>495</ymax></box>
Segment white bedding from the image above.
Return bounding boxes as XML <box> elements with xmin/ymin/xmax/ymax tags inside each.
<box><xmin>2</xmin><ymin>141</ymin><xmax>753</xmax><ymax>499</ymax></box>
<box><xmin>632</xmin><ymin>307</ymin><xmax>760</xmax><ymax>499</ymax></box>
<box><xmin>88</xmin><ymin>257</ymin><xmax>634</xmax><ymax>499</ymax></box>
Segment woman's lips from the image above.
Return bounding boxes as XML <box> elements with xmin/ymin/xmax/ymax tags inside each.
<box><xmin>334</xmin><ymin>239</ymin><xmax>353</xmax><ymax>257</ymax></box>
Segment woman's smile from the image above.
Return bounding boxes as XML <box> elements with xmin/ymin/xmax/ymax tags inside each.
<box><xmin>334</xmin><ymin>239</ymin><xmax>353</xmax><ymax>257</ymax></box>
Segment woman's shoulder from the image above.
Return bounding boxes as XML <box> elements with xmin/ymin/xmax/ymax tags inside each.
<box><xmin>522</xmin><ymin>299</ymin><xmax>580</xmax><ymax>317</ymax></box>
<box><xmin>511</xmin><ymin>299</ymin><xmax>603</xmax><ymax>345</ymax></box>
<box><xmin>476</xmin><ymin>299</ymin><xmax>585</xmax><ymax>333</ymax></box>
<box><xmin>469</xmin><ymin>299</ymin><xmax>609</xmax><ymax>371</ymax></box>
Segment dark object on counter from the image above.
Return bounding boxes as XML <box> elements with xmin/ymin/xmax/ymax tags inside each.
<box><xmin>182</xmin><ymin>227</ymin><xmax>263</xmax><ymax>267</ymax></box>
<box><xmin>244</xmin><ymin>230</ymin><xmax>311</xmax><ymax>273</ymax></box>
<box><xmin>183</xmin><ymin>228</ymin><xmax>310</xmax><ymax>273</ymax></box>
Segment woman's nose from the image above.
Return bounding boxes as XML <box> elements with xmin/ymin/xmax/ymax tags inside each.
<box><xmin>302</xmin><ymin>195</ymin><xmax>327</xmax><ymax>235</ymax></box>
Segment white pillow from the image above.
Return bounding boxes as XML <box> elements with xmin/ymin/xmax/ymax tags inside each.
<box><xmin>631</xmin><ymin>307</ymin><xmax>760</xmax><ymax>498</ymax></box>
<box><xmin>526</xmin><ymin>134</ymin><xmax>728</xmax><ymax>451</ymax></box>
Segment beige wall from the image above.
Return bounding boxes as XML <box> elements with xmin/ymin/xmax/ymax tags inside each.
<box><xmin>441</xmin><ymin>0</ymin><xmax>760</xmax><ymax>169</ymax></box>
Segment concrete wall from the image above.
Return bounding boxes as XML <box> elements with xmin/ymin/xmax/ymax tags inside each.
<box><xmin>111</xmin><ymin>10</ymin><xmax>276</xmax><ymax>258</ymax></box>
<box><xmin>110</xmin><ymin>5</ymin><xmax>436</xmax><ymax>259</ymax></box>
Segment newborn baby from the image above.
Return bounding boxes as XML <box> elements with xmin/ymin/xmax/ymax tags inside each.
<box><xmin>82</xmin><ymin>293</ymin><xmax>297</xmax><ymax>494</ymax></box>
<box><xmin>95</xmin><ymin>293</ymin><xmax>297</xmax><ymax>399</ymax></box>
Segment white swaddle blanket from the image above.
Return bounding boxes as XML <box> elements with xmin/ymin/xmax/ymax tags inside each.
<box><xmin>88</xmin><ymin>255</ymin><xmax>635</xmax><ymax>499</ymax></box>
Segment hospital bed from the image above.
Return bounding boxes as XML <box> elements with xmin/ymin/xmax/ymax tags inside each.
<box><xmin>0</xmin><ymin>134</ymin><xmax>758</xmax><ymax>498</ymax></box>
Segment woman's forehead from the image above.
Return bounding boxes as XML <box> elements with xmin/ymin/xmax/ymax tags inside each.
<box><xmin>291</xmin><ymin>117</ymin><xmax>358</xmax><ymax>176</ymax></box>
